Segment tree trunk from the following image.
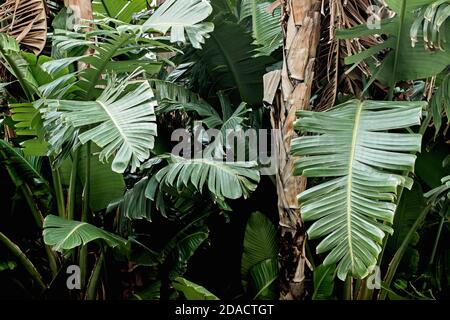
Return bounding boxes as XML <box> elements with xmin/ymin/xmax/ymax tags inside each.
<box><xmin>269</xmin><ymin>0</ymin><xmax>322</xmax><ymax>300</ymax></box>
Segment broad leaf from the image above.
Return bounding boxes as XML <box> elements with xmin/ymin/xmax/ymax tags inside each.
<box><xmin>312</xmin><ymin>264</ymin><xmax>336</xmax><ymax>300</ymax></box>
<box><xmin>0</xmin><ymin>33</ymin><xmax>37</xmax><ymax>98</ymax></box>
<box><xmin>43</xmin><ymin>215</ymin><xmax>128</xmax><ymax>252</ymax></box>
<box><xmin>193</xmin><ymin>14</ymin><xmax>272</xmax><ymax>105</ymax></box>
<box><xmin>141</xmin><ymin>0</ymin><xmax>214</xmax><ymax>49</ymax></box>
<box><xmin>93</xmin><ymin>0</ymin><xmax>148</xmax><ymax>23</ymax></box>
<box><xmin>41</xmin><ymin>76</ymin><xmax>158</xmax><ymax>173</ymax></box>
<box><xmin>240</xmin><ymin>0</ymin><xmax>282</xmax><ymax>56</ymax></box>
<box><xmin>173</xmin><ymin>277</ymin><xmax>219</xmax><ymax>300</ymax></box>
<box><xmin>241</xmin><ymin>212</ymin><xmax>278</xmax><ymax>299</ymax></box>
<box><xmin>153</xmin><ymin>155</ymin><xmax>260</xmax><ymax>201</ymax></box>
<box><xmin>337</xmin><ymin>0</ymin><xmax>450</xmax><ymax>86</ymax></box>
<box><xmin>291</xmin><ymin>99</ymin><xmax>425</xmax><ymax>280</ymax></box>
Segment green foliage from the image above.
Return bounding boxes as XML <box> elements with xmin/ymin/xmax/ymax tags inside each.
<box><xmin>192</xmin><ymin>14</ymin><xmax>272</xmax><ymax>105</ymax></box>
<box><xmin>173</xmin><ymin>277</ymin><xmax>219</xmax><ymax>300</ymax></box>
<box><xmin>41</xmin><ymin>75</ymin><xmax>158</xmax><ymax>173</ymax></box>
<box><xmin>151</xmin><ymin>155</ymin><xmax>260</xmax><ymax>201</ymax></box>
<box><xmin>43</xmin><ymin>215</ymin><xmax>128</xmax><ymax>252</ymax></box>
<box><xmin>241</xmin><ymin>212</ymin><xmax>278</xmax><ymax>299</ymax></box>
<box><xmin>430</xmin><ymin>73</ymin><xmax>450</xmax><ymax>135</ymax></box>
<box><xmin>337</xmin><ymin>0</ymin><xmax>450</xmax><ymax>86</ymax></box>
<box><xmin>93</xmin><ymin>0</ymin><xmax>148</xmax><ymax>23</ymax></box>
<box><xmin>312</xmin><ymin>264</ymin><xmax>336</xmax><ymax>300</ymax></box>
<box><xmin>292</xmin><ymin>99</ymin><xmax>425</xmax><ymax>280</ymax></box>
<box><xmin>239</xmin><ymin>0</ymin><xmax>282</xmax><ymax>56</ymax></box>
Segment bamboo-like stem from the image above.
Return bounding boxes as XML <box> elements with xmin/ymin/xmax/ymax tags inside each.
<box><xmin>0</xmin><ymin>232</ymin><xmax>46</xmax><ymax>290</ymax></box>
<box><xmin>343</xmin><ymin>275</ymin><xmax>353</xmax><ymax>300</ymax></box>
<box><xmin>67</xmin><ymin>148</ymin><xmax>80</xmax><ymax>220</ymax></box>
<box><xmin>20</xmin><ymin>184</ymin><xmax>58</xmax><ymax>277</ymax></box>
<box><xmin>51</xmin><ymin>163</ymin><xmax>66</xmax><ymax>218</ymax></box>
<box><xmin>79</xmin><ymin>143</ymin><xmax>91</xmax><ymax>289</ymax></box>
<box><xmin>429</xmin><ymin>205</ymin><xmax>449</xmax><ymax>266</ymax></box>
<box><xmin>85</xmin><ymin>250</ymin><xmax>105</xmax><ymax>300</ymax></box>
<box><xmin>379</xmin><ymin>205</ymin><xmax>432</xmax><ymax>300</ymax></box>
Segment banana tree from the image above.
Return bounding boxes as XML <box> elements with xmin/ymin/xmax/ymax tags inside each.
<box><xmin>264</xmin><ymin>0</ymin><xmax>322</xmax><ymax>300</ymax></box>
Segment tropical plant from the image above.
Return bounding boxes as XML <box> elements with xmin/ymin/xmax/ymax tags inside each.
<box><xmin>1</xmin><ymin>0</ymin><xmax>450</xmax><ymax>303</ymax></box>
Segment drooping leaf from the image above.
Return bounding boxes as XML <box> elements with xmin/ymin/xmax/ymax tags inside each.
<box><xmin>76</xmin><ymin>145</ymin><xmax>126</xmax><ymax>212</ymax></box>
<box><xmin>312</xmin><ymin>264</ymin><xmax>336</xmax><ymax>300</ymax></box>
<box><xmin>248</xmin><ymin>258</ymin><xmax>278</xmax><ymax>300</ymax></box>
<box><xmin>240</xmin><ymin>0</ymin><xmax>282</xmax><ymax>56</ymax></box>
<box><xmin>0</xmin><ymin>0</ymin><xmax>47</xmax><ymax>54</ymax></box>
<box><xmin>337</xmin><ymin>0</ymin><xmax>450</xmax><ymax>86</ymax></box>
<box><xmin>43</xmin><ymin>215</ymin><xmax>128</xmax><ymax>252</ymax></box>
<box><xmin>291</xmin><ymin>99</ymin><xmax>425</xmax><ymax>280</ymax></box>
<box><xmin>193</xmin><ymin>14</ymin><xmax>272</xmax><ymax>105</ymax></box>
<box><xmin>173</xmin><ymin>277</ymin><xmax>219</xmax><ymax>300</ymax></box>
<box><xmin>40</xmin><ymin>75</ymin><xmax>158</xmax><ymax>173</ymax></box>
<box><xmin>0</xmin><ymin>139</ymin><xmax>50</xmax><ymax>194</ymax></box>
<box><xmin>154</xmin><ymin>155</ymin><xmax>260</xmax><ymax>201</ymax></box>
<box><xmin>140</xmin><ymin>0</ymin><xmax>214</xmax><ymax>49</ymax></box>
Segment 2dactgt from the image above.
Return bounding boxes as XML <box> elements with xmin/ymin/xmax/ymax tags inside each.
<box><xmin>218</xmin><ymin>305</ymin><xmax>274</xmax><ymax>315</ymax></box>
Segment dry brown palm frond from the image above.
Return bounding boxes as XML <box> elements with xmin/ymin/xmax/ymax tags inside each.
<box><xmin>315</xmin><ymin>0</ymin><xmax>386</xmax><ymax>111</ymax></box>
<box><xmin>0</xmin><ymin>0</ymin><xmax>47</xmax><ymax>54</ymax></box>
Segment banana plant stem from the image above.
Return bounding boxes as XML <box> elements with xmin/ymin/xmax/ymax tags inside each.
<box><xmin>67</xmin><ymin>148</ymin><xmax>80</xmax><ymax>220</ymax></box>
<box><xmin>0</xmin><ymin>232</ymin><xmax>46</xmax><ymax>290</ymax></box>
<box><xmin>379</xmin><ymin>205</ymin><xmax>431</xmax><ymax>300</ymax></box>
<box><xmin>429</xmin><ymin>205</ymin><xmax>449</xmax><ymax>266</ymax></box>
<box><xmin>51</xmin><ymin>163</ymin><xmax>66</xmax><ymax>218</ymax></box>
<box><xmin>85</xmin><ymin>250</ymin><xmax>105</xmax><ymax>300</ymax></box>
<box><xmin>80</xmin><ymin>142</ymin><xmax>91</xmax><ymax>289</ymax></box>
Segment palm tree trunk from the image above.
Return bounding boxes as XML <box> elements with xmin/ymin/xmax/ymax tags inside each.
<box><xmin>270</xmin><ymin>0</ymin><xmax>322</xmax><ymax>300</ymax></box>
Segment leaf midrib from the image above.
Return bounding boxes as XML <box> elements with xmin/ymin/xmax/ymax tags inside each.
<box><xmin>55</xmin><ymin>222</ymin><xmax>87</xmax><ymax>251</ymax></box>
<box><xmin>346</xmin><ymin>101</ymin><xmax>363</xmax><ymax>272</ymax></box>
<box><xmin>96</xmin><ymin>100</ymin><xmax>129</xmax><ymax>149</ymax></box>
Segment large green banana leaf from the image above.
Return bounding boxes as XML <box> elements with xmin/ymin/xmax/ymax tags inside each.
<box><xmin>337</xmin><ymin>0</ymin><xmax>450</xmax><ymax>86</ymax></box>
<box><xmin>291</xmin><ymin>99</ymin><xmax>425</xmax><ymax>280</ymax></box>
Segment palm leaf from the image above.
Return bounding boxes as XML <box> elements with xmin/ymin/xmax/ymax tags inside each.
<box><xmin>0</xmin><ymin>0</ymin><xmax>47</xmax><ymax>54</ymax></box>
<box><xmin>40</xmin><ymin>75</ymin><xmax>158</xmax><ymax>173</ymax></box>
<box><xmin>193</xmin><ymin>14</ymin><xmax>272</xmax><ymax>105</ymax></box>
<box><xmin>0</xmin><ymin>139</ymin><xmax>50</xmax><ymax>193</ymax></box>
<box><xmin>291</xmin><ymin>99</ymin><xmax>425</xmax><ymax>280</ymax></box>
<box><xmin>241</xmin><ymin>211</ymin><xmax>278</xmax><ymax>299</ymax></box>
<box><xmin>92</xmin><ymin>0</ymin><xmax>148</xmax><ymax>23</ymax></box>
<box><xmin>43</xmin><ymin>215</ymin><xmax>128</xmax><ymax>252</ymax></box>
<box><xmin>0</xmin><ymin>33</ymin><xmax>37</xmax><ymax>98</ymax></box>
<box><xmin>139</xmin><ymin>0</ymin><xmax>214</xmax><ymax>49</ymax></box>
<box><xmin>173</xmin><ymin>277</ymin><xmax>219</xmax><ymax>300</ymax></box>
<box><xmin>240</xmin><ymin>0</ymin><xmax>282</xmax><ymax>56</ymax></box>
<box><xmin>336</xmin><ymin>0</ymin><xmax>450</xmax><ymax>87</ymax></box>
<box><xmin>153</xmin><ymin>155</ymin><xmax>260</xmax><ymax>201</ymax></box>
<box><xmin>312</xmin><ymin>264</ymin><xmax>336</xmax><ymax>300</ymax></box>
<box><xmin>249</xmin><ymin>258</ymin><xmax>278</xmax><ymax>300</ymax></box>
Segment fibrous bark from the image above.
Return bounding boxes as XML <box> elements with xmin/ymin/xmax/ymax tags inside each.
<box><xmin>267</xmin><ymin>0</ymin><xmax>322</xmax><ymax>300</ymax></box>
